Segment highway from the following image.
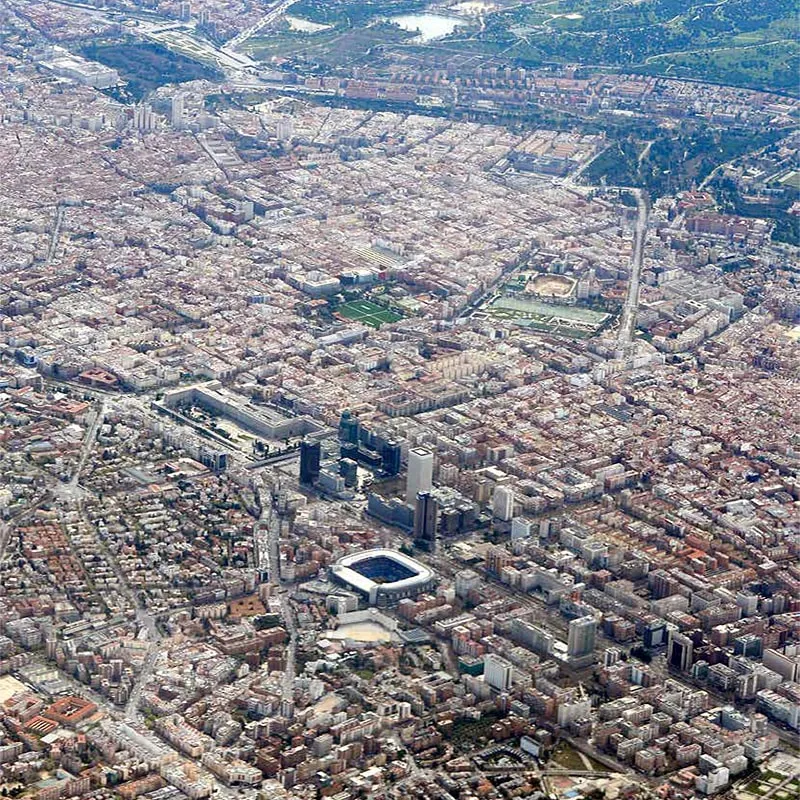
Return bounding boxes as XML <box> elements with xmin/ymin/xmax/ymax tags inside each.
<box><xmin>254</xmin><ymin>477</ymin><xmax>296</xmax><ymax>705</ymax></box>
<box><xmin>124</xmin><ymin>631</ymin><xmax>162</xmax><ymax>722</ymax></box>
<box><xmin>71</xmin><ymin>400</ymin><xmax>106</xmax><ymax>488</ymax></box>
<box><xmin>44</xmin><ymin>205</ymin><xmax>65</xmax><ymax>265</ymax></box>
<box><xmin>279</xmin><ymin>592</ymin><xmax>297</xmax><ymax>703</ymax></box>
<box><xmin>48</xmin><ymin>0</ymin><xmax>256</xmax><ymax>75</ymax></box>
<box><xmin>617</xmin><ymin>190</ymin><xmax>649</xmax><ymax>349</ymax></box>
<box><xmin>224</xmin><ymin>0</ymin><xmax>297</xmax><ymax>51</ymax></box>
<box><xmin>253</xmin><ymin>475</ymin><xmax>282</xmax><ymax>583</ymax></box>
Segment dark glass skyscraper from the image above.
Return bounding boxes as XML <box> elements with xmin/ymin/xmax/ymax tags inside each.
<box><xmin>299</xmin><ymin>439</ymin><xmax>321</xmax><ymax>484</ymax></box>
<box><xmin>413</xmin><ymin>491</ymin><xmax>438</xmax><ymax>553</ymax></box>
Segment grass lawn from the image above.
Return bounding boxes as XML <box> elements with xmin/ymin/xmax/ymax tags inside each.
<box><xmin>551</xmin><ymin>742</ymin><xmax>589</xmax><ymax>771</ymax></box>
<box><xmin>337</xmin><ymin>299</ymin><xmax>402</xmax><ymax>327</ymax></box>
<box><xmin>247</xmin><ymin>22</ymin><xmax>412</xmax><ymax>67</ymax></box>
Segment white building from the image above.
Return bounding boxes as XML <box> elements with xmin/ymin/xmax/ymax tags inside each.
<box><xmin>454</xmin><ymin>569</ymin><xmax>481</xmax><ymax>599</ymax></box>
<box><xmin>567</xmin><ymin>615</ymin><xmax>597</xmax><ymax>658</ymax></box>
<box><xmin>511</xmin><ymin>516</ymin><xmax>532</xmax><ymax>539</ymax></box>
<box><xmin>171</xmin><ymin>93</ymin><xmax>184</xmax><ymax>128</ymax></box>
<box><xmin>484</xmin><ymin>653</ymin><xmax>513</xmax><ymax>692</ymax></box>
<box><xmin>276</xmin><ymin>117</ymin><xmax>294</xmax><ymax>142</ymax></box>
<box><xmin>557</xmin><ymin>697</ymin><xmax>591</xmax><ymax>726</ymax></box>
<box><xmin>406</xmin><ymin>447</ymin><xmax>433</xmax><ymax>504</ymax></box>
<box><xmin>695</xmin><ymin>767</ymin><xmax>729</xmax><ymax>795</ymax></box>
<box><xmin>492</xmin><ymin>485</ymin><xmax>514</xmax><ymax>521</ymax></box>
<box><xmin>134</xmin><ymin>104</ymin><xmax>155</xmax><ymax>133</ymax></box>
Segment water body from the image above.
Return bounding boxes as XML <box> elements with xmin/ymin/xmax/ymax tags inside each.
<box><xmin>390</xmin><ymin>13</ymin><xmax>463</xmax><ymax>42</ymax></box>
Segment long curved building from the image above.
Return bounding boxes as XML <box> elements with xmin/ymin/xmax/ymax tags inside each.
<box><xmin>329</xmin><ymin>548</ymin><xmax>437</xmax><ymax>607</ymax></box>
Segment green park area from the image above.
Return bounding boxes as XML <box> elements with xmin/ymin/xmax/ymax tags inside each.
<box><xmin>81</xmin><ymin>40</ymin><xmax>223</xmax><ymax>102</ymax></box>
<box><xmin>446</xmin><ymin>0</ymin><xmax>798</xmax><ymax>95</ymax></box>
<box><xmin>475</xmin><ymin>295</ymin><xmax>610</xmax><ymax>339</ymax></box>
<box><xmin>741</xmin><ymin>771</ymin><xmax>800</xmax><ymax>798</ymax></box>
<box><xmin>245</xmin><ymin>0</ymin><xmax>427</xmax><ymax>67</ymax></box>
<box><xmin>246</xmin><ymin>22</ymin><xmax>413</xmax><ymax>67</ymax></box>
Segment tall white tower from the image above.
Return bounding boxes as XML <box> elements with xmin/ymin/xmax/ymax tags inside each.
<box><xmin>484</xmin><ymin>653</ymin><xmax>513</xmax><ymax>692</ymax></box>
<box><xmin>406</xmin><ymin>447</ymin><xmax>433</xmax><ymax>504</ymax></box>
<box><xmin>492</xmin><ymin>485</ymin><xmax>514</xmax><ymax>521</ymax></box>
<box><xmin>567</xmin><ymin>615</ymin><xmax>597</xmax><ymax>658</ymax></box>
<box><xmin>276</xmin><ymin>116</ymin><xmax>294</xmax><ymax>142</ymax></box>
<box><xmin>171</xmin><ymin>93</ymin><xmax>184</xmax><ymax>129</ymax></box>
<box><xmin>134</xmin><ymin>103</ymin><xmax>155</xmax><ymax>133</ymax></box>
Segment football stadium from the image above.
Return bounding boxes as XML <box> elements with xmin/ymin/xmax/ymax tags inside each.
<box><xmin>330</xmin><ymin>548</ymin><xmax>436</xmax><ymax>606</ymax></box>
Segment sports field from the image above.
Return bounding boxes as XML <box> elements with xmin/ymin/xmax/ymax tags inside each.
<box><xmin>474</xmin><ymin>295</ymin><xmax>610</xmax><ymax>339</ymax></box>
<box><xmin>337</xmin><ymin>299</ymin><xmax>402</xmax><ymax>328</ymax></box>
<box><xmin>779</xmin><ymin>170</ymin><xmax>800</xmax><ymax>190</ymax></box>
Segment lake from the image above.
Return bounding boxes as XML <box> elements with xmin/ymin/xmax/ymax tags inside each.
<box><xmin>390</xmin><ymin>13</ymin><xmax>463</xmax><ymax>42</ymax></box>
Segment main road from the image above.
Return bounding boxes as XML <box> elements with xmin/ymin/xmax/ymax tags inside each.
<box><xmin>617</xmin><ymin>190</ymin><xmax>649</xmax><ymax>349</ymax></box>
<box><xmin>279</xmin><ymin>592</ymin><xmax>297</xmax><ymax>703</ymax></box>
<box><xmin>224</xmin><ymin>0</ymin><xmax>297</xmax><ymax>51</ymax></box>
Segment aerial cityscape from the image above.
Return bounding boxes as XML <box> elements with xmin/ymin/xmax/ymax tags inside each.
<box><xmin>0</xmin><ymin>1</ymin><xmax>798</xmax><ymax>799</ymax></box>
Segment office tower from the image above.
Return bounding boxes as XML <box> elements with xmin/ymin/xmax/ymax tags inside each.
<box><xmin>484</xmin><ymin>653</ymin><xmax>513</xmax><ymax>692</ymax></box>
<box><xmin>406</xmin><ymin>447</ymin><xmax>433</xmax><ymax>504</ymax></box>
<box><xmin>237</xmin><ymin>200</ymin><xmax>254</xmax><ymax>222</ymax></box>
<box><xmin>492</xmin><ymin>485</ymin><xmax>514</xmax><ymax>521</ymax></box>
<box><xmin>413</xmin><ymin>491</ymin><xmax>437</xmax><ymax>552</ymax></box>
<box><xmin>441</xmin><ymin>508</ymin><xmax>460</xmax><ymax>535</ymax></box>
<box><xmin>750</xmin><ymin>714</ymin><xmax>768</xmax><ymax>736</ymax></box>
<box><xmin>567</xmin><ymin>615</ymin><xmax>597</xmax><ymax>658</ymax></box>
<box><xmin>299</xmin><ymin>439</ymin><xmax>321</xmax><ymax>485</ymax></box>
<box><xmin>317</xmin><ymin>468</ymin><xmax>344</xmax><ymax>495</ymax></box>
<box><xmin>171</xmin><ymin>93</ymin><xmax>184</xmax><ymax>128</ymax></box>
<box><xmin>667</xmin><ymin>629</ymin><xmax>694</xmax><ymax>672</ymax></box>
<box><xmin>649</xmin><ymin>569</ymin><xmax>675</xmax><ymax>600</ymax></box>
<box><xmin>381</xmin><ymin>440</ymin><xmax>402</xmax><ymax>476</ymax></box>
<box><xmin>338</xmin><ymin>410</ymin><xmax>359</xmax><ymax>444</ymax></box>
<box><xmin>474</xmin><ymin>477</ymin><xmax>491</xmax><ymax>504</ymax></box>
<box><xmin>733</xmin><ymin>634</ymin><xmax>762</xmax><ymax>658</ymax></box>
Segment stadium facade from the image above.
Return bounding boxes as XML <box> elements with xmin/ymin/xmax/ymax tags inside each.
<box><xmin>329</xmin><ymin>549</ymin><xmax>436</xmax><ymax>607</ymax></box>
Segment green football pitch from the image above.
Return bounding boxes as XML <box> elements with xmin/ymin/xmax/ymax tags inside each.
<box><xmin>337</xmin><ymin>300</ymin><xmax>402</xmax><ymax>328</ymax></box>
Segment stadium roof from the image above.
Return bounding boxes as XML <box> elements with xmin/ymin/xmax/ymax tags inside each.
<box><xmin>330</xmin><ymin>548</ymin><xmax>434</xmax><ymax>594</ymax></box>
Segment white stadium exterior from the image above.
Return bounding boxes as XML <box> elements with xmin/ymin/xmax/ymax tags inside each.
<box><xmin>329</xmin><ymin>548</ymin><xmax>437</xmax><ymax>606</ymax></box>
